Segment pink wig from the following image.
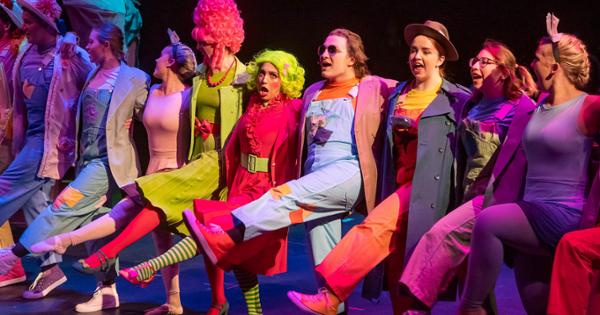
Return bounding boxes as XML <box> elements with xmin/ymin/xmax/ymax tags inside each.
<box><xmin>192</xmin><ymin>0</ymin><xmax>244</xmax><ymax>70</ymax></box>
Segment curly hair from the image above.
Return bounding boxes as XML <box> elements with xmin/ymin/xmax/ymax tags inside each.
<box><xmin>246</xmin><ymin>50</ymin><xmax>305</xmax><ymax>99</ymax></box>
<box><xmin>191</xmin><ymin>0</ymin><xmax>244</xmax><ymax>70</ymax></box>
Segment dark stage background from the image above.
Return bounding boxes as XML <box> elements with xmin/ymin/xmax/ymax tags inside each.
<box><xmin>137</xmin><ymin>0</ymin><xmax>600</xmax><ymax>89</ymax></box>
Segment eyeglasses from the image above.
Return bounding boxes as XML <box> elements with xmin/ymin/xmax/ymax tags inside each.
<box><xmin>469</xmin><ymin>57</ymin><xmax>498</xmax><ymax>68</ymax></box>
<box><xmin>317</xmin><ymin>45</ymin><xmax>342</xmax><ymax>56</ymax></box>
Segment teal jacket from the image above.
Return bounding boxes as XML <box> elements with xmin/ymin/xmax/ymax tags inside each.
<box><xmin>378</xmin><ymin>79</ymin><xmax>471</xmax><ymax>255</ymax></box>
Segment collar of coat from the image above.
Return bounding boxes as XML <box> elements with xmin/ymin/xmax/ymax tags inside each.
<box><xmin>391</xmin><ymin>78</ymin><xmax>471</xmax><ymax>122</ymax></box>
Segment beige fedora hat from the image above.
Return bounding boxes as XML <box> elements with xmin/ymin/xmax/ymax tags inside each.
<box><xmin>404</xmin><ymin>20</ymin><xmax>459</xmax><ymax>61</ymax></box>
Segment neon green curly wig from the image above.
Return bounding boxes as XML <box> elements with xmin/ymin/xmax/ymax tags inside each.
<box><xmin>246</xmin><ymin>49</ymin><xmax>305</xmax><ymax>99</ymax></box>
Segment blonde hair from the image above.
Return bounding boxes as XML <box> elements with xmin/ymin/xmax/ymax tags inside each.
<box><xmin>541</xmin><ymin>34</ymin><xmax>591</xmax><ymax>90</ymax></box>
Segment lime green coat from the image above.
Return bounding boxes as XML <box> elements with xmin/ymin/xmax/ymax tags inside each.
<box><xmin>188</xmin><ymin>59</ymin><xmax>248</xmax><ymax>158</ymax></box>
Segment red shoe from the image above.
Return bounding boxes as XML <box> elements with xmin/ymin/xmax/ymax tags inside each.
<box><xmin>0</xmin><ymin>259</ymin><xmax>26</xmax><ymax>287</ymax></box>
<box><xmin>287</xmin><ymin>288</ymin><xmax>340</xmax><ymax>315</ymax></box>
<box><xmin>182</xmin><ymin>210</ymin><xmax>235</xmax><ymax>265</ymax></box>
<box><xmin>119</xmin><ymin>262</ymin><xmax>156</xmax><ymax>288</ymax></box>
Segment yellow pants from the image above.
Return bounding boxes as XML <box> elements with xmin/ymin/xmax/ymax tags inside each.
<box><xmin>0</xmin><ymin>222</ymin><xmax>14</xmax><ymax>248</ymax></box>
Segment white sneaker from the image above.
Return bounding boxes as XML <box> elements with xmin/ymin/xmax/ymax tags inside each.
<box><xmin>75</xmin><ymin>283</ymin><xmax>120</xmax><ymax>313</ymax></box>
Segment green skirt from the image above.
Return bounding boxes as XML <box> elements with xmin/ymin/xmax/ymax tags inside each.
<box><xmin>135</xmin><ymin>150</ymin><xmax>226</xmax><ymax>235</ymax></box>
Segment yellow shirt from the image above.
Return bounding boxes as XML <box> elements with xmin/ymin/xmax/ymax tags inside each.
<box><xmin>395</xmin><ymin>81</ymin><xmax>442</xmax><ymax>119</ymax></box>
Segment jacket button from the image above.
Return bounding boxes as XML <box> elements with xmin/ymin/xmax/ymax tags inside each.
<box><xmin>271</xmin><ymin>163</ymin><xmax>276</xmax><ymax>166</ymax></box>
<box><xmin>434</xmin><ymin>175</ymin><xmax>440</xmax><ymax>180</ymax></box>
<box><xmin>445</xmin><ymin>121</ymin><xmax>451</xmax><ymax>126</ymax></box>
<box><xmin>430</xmin><ymin>203</ymin><xmax>435</xmax><ymax>208</ymax></box>
<box><xmin>438</xmin><ymin>148</ymin><xmax>444</xmax><ymax>153</ymax></box>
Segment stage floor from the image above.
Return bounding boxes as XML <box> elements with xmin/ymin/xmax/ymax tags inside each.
<box><xmin>0</xmin><ymin>214</ymin><xmax>526</xmax><ymax>314</ymax></box>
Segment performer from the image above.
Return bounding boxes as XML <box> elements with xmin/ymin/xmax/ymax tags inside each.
<box><xmin>51</xmin><ymin>0</ymin><xmax>244</xmax><ymax>313</ymax></box>
<box><xmin>0</xmin><ymin>0</ymin><xmax>92</xmax><ymax>297</ymax></box>
<box><xmin>118</xmin><ymin>49</ymin><xmax>305</xmax><ymax>315</ymax></box>
<box><xmin>0</xmin><ymin>22</ymin><xmax>148</xmax><ymax>310</ymax></box>
<box><xmin>183</xmin><ymin>28</ymin><xmax>397</xmax><ymax>314</ymax></box>
<box><xmin>32</xmin><ymin>28</ymin><xmax>197</xmax><ymax>313</ymax></box>
<box><xmin>459</xmin><ymin>14</ymin><xmax>600</xmax><ymax>315</ymax></box>
<box><xmin>0</xmin><ymin>0</ymin><xmax>26</xmax><ymax>288</ymax></box>
<box><xmin>287</xmin><ymin>20</ymin><xmax>471</xmax><ymax>315</ymax></box>
<box><xmin>395</xmin><ymin>40</ymin><xmax>536</xmax><ymax>313</ymax></box>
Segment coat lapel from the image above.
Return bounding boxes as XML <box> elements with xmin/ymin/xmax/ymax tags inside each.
<box><xmin>492</xmin><ymin>98</ymin><xmax>535</xmax><ymax>177</ymax></box>
<box><xmin>420</xmin><ymin>80</ymin><xmax>456</xmax><ymax>121</ymax></box>
<box><xmin>107</xmin><ymin>63</ymin><xmax>131</xmax><ymax>120</ymax></box>
<box><xmin>355</xmin><ymin>77</ymin><xmax>377</xmax><ymax>128</ymax></box>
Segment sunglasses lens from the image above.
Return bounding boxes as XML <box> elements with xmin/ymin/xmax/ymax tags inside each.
<box><xmin>318</xmin><ymin>45</ymin><xmax>338</xmax><ymax>56</ymax></box>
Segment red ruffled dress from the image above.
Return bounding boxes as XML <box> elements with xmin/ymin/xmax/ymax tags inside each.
<box><xmin>194</xmin><ymin>94</ymin><xmax>302</xmax><ymax>275</ymax></box>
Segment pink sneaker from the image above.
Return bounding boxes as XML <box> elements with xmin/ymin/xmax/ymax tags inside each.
<box><xmin>0</xmin><ymin>259</ymin><xmax>26</xmax><ymax>287</ymax></box>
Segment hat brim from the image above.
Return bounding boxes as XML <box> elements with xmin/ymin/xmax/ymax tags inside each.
<box><xmin>17</xmin><ymin>0</ymin><xmax>59</xmax><ymax>33</ymax></box>
<box><xmin>0</xmin><ymin>3</ymin><xmax>23</xmax><ymax>29</ymax></box>
<box><xmin>404</xmin><ymin>24</ymin><xmax>459</xmax><ymax>61</ymax></box>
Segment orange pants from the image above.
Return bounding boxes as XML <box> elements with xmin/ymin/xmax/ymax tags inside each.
<box><xmin>548</xmin><ymin>227</ymin><xmax>600</xmax><ymax>315</ymax></box>
<box><xmin>316</xmin><ymin>183</ymin><xmax>411</xmax><ymax>304</ymax></box>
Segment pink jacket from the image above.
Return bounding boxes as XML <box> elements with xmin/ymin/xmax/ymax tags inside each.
<box><xmin>11</xmin><ymin>33</ymin><xmax>92</xmax><ymax>180</ymax></box>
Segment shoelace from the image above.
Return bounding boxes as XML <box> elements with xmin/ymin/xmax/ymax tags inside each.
<box><xmin>28</xmin><ymin>272</ymin><xmax>46</xmax><ymax>292</ymax></box>
<box><xmin>207</xmin><ymin>223</ymin><xmax>225</xmax><ymax>234</ymax></box>
<box><xmin>91</xmin><ymin>283</ymin><xmax>113</xmax><ymax>297</ymax></box>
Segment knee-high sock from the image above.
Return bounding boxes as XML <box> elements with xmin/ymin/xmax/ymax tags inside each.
<box><xmin>84</xmin><ymin>206</ymin><xmax>161</xmax><ymax>268</ymax></box>
<box><xmin>233</xmin><ymin>268</ymin><xmax>262</xmax><ymax>315</ymax></box>
<box><xmin>134</xmin><ymin>236</ymin><xmax>198</xmax><ymax>281</ymax></box>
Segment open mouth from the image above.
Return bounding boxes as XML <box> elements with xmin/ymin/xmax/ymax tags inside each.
<box><xmin>259</xmin><ymin>86</ymin><xmax>269</xmax><ymax>97</ymax></box>
<box><xmin>471</xmin><ymin>72</ymin><xmax>483</xmax><ymax>80</ymax></box>
<box><xmin>411</xmin><ymin>63</ymin><xmax>424</xmax><ymax>71</ymax></box>
<box><xmin>320</xmin><ymin>60</ymin><xmax>332</xmax><ymax>69</ymax></box>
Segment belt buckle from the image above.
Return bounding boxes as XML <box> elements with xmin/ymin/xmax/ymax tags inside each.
<box><xmin>247</xmin><ymin>154</ymin><xmax>257</xmax><ymax>173</ymax></box>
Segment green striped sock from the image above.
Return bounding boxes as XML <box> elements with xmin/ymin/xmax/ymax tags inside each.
<box><xmin>135</xmin><ymin>236</ymin><xmax>198</xmax><ymax>281</ymax></box>
<box><xmin>233</xmin><ymin>268</ymin><xmax>262</xmax><ymax>315</ymax></box>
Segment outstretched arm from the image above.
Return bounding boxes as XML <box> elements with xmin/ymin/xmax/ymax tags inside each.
<box><xmin>578</xmin><ymin>95</ymin><xmax>600</xmax><ymax>137</ymax></box>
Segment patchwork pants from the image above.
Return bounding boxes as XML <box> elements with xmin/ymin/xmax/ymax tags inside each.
<box><xmin>19</xmin><ymin>159</ymin><xmax>133</xmax><ymax>281</ymax></box>
<box><xmin>232</xmin><ymin>159</ymin><xmax>362</xmax><ymax>313</ymax></box>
